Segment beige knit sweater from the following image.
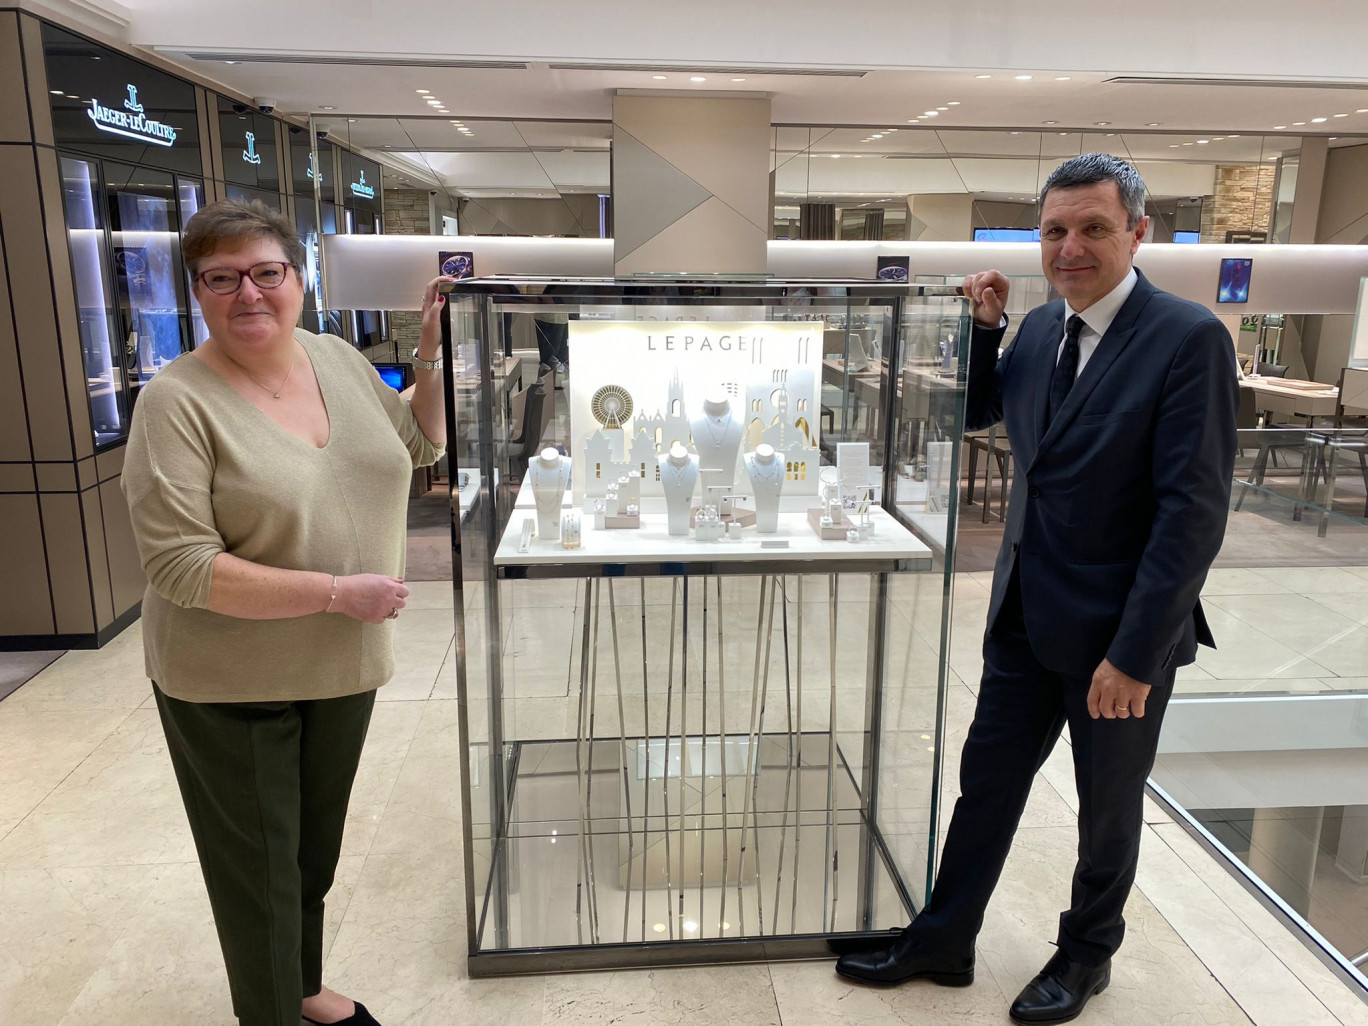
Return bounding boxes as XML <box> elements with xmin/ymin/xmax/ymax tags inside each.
<box><xmin>121</xmin><ymin>330</ymin><xmax>444</xmax><ymax>703</ymax></box>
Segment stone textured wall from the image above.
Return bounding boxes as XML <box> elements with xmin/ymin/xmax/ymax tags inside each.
<box><xmin>382</xmin><ymin>189</ymin><xmax>431</xmax><ymax>359</ymax></box>
<box><xmin>1200</xmin><ymin>164</ymin><xmax>1276</xmax><ymax>243</ymax></box>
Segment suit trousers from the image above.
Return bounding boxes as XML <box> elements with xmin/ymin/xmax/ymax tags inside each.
<box><xmin>910</xmin><ymin>570</ymin><xmax>1173</xmax><ymax>967</ymax></box>
<box><xmin>153</xmin><ymin>683</ymin><xmax>376</xmax><ymax>1026</ymax></box>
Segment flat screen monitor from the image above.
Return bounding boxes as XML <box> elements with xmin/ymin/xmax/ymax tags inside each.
<box><xmin>1217</xmin><ymin>258</ymin><xmax>1253</xmax><ymax>304</ymax></box>
<box><xmin>1172</xmin><ymin>230</ymin><xmax>1200</xmax><ymax>244</ymax></box>
<box><xmin>373</xmin><ymin>362</ymin><xmax>411</xmax><ymax>391</ymax></box>
<box><xmin>973</xmin><ymin>227</ymin><xmax>1041</xmax><ymax>243</ymax></box>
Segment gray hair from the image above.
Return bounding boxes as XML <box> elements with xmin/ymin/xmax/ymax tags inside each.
<box><xmin>1040</xmin><ymin>153</ymin><xmax>1147</xmax><ymax>229</ymax></box>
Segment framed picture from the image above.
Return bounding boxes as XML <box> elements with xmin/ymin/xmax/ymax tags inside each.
<box><xmin>1217</xmin><ymin>258</ymin><xmax>1253</xmax><ymax>304</ymax></box>
<box><xmin>439</xmin><ymin>250</ymin><xmax>474</xmax><ymax>279</ymax></box>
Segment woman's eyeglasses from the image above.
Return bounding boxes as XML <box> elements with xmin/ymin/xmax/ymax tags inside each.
<box><xmin>196</xmin><ymin>261</ymin><xmax>294</xmax><ymax>295</ymax></box>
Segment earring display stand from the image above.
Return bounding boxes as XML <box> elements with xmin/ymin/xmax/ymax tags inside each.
<box><xmin>441</xmin><ymin>275</ymin><xmax>970</xmax><ymax>977</ymax></box>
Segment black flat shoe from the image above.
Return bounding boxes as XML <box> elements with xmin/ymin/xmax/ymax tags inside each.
<box><xmin>834</xmin><ymin>928</ymin><xmax>975</xmax><ymax>987</ymax></box>
<box><xmin>302</xmin><ymin>1001</ymin><xmax>381</xmax><ymax>1026</ymax></box>
<box><xmin>1009</xmin><ymin>951</ymin><xmax>1110</xmax><ymax>1025</ymax></box>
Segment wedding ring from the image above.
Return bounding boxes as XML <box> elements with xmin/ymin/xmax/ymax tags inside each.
<box><xmin>387</xmin><ymin>607</ymin><xmax>399</xmax><ymax>620</ymax></box>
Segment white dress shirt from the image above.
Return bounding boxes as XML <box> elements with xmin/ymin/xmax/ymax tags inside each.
<box><xmin>1058</xmin><ymin>268</ymin><xmax>1138</xmax><ymax>380</ymax></box>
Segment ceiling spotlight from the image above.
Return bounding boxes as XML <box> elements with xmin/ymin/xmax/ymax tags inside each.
<box><xmin>416</xmin><ymin>89</ymin><xmax>430</xmax><ymax>94</ymax></box>
<box><xmin>1228</xmin><ymin>133</ymin><xmax>1240</xmax><ymax>137</ymax></box>
<box><xmin>1042</xmin><ymin>120</ymin><xmax>1058</xmax><ymax>125</ymax></box>
<box><xmin>1169</xmin><ymin>143</ymin><xmax>1180</xmax><ymax>148</ymax></box>
<box><xmin>690</xmin><ymin>76</ymin><xmax>707</xmax><ymax>82</ymax></box>
<box><xmin>936</xmin><ymin>106</ymin><xmax>949</xmax><ymax>111</ymax></box>
<box><xmin>1094</xmin><ymin>121</ymin><xmax>1110</xmax><ymax>126</ymax></box>
<box><xmin>1197</xmin><ymin>139</ymin><xmax>1209</xmax><ymax>144</ymax></box>
<box><xmin>427</xmin><ymin>100</ymin><xmax>442</xmax><ymax>106</ymax></box>
<box><xmin>731</xmin><ymin>77</ymin><xmax>746</xmax><ymax>82</ymax></box>
<box><xmin>347</xmin><ymin>118</ymin><xmax>357</xmax><ymax>123</ymax></box>
<box><xmin>1182</xmin><ymin>141</ymin><xmax>1193</xmax><ymax>145</ymax></box>
<box><xmin>907</xmin><ymin>118</ymin><xmax>920</xmax><ymax>123</ymax></box>
<box><xmin>1009</xmin><ymin>131</ymin><xmax>1021</xmax><ymax>135</ymax></box>
<box><xmin>975</xmin><ymin>74</ymin><xmax>991</xmax><ymax>79</ymax></box>
<box><xmin>924</xmin><ymin>111</ymin><xmax>939</xmax><ymax>117</ymax></box>
<box><xmin>224</xmin><ymin>60</ymin><xmax>238</xmax><ymax>65</ymax></box>
<box><xmin>652</xmin><ymin>75</ymin><xmax>667</xmax><ymax>80</ymax></box>
<box><xmin>831</xmin><ymin>154</ymin><xmax>841</xmax><ymax>158</ymax></box>
<box><xmin>1014</xmin><ymin>74</ymin><xmax>1032</xmax><ymax>81</ymax></box>
<box><xmin>1358</xmin><ymin>109</ymin><xmax>1368</xmax><ymax>114</ymax></box>
<box><xmin>50</xmin><ymin>89</ymin><xmax>63</xmax><ymax>95</ymax></box>
<box><xmin>884</xmin><ymin>128</ymin><xmax>898</xmax><ymax>132</ymax></box>
<box><xmin>947</xmin><ymin>101</ymin><xmax>960</xmax><ymax>105</ymax></box>
<box><xmin>437</xmin><ymin>109</ymin><xmax>449</xmax><ymax>113</ymax></box>
<box><xmin>1311</xmin><ymin>117</ymin><xmax>1328</xmax><ymax>123</ymax></box>
<box><xmin>1292</xmin><ymin>121</ymin><xmax>1306</xmax><ymax>126</ymax></box>
<box><xmin>1333</xmin><ymin>113</ymin><xmax>1349</xmax><ymax>118</ymax></box>
<box><xmin>1055</xmin><ymin>76</ymin><xmax>1072</xmax><ymax>81</ymax></box>
<box><xmin>320</xmin><ymin>105</ymin><xmax>336</xmax><ymax>111</ymax></box>
<box><xmin>871</xmin><ymin>134</ymin><xmax>883</xmax><ymax>138</ymax></box>
<box><xmin>1273</xmin><ymin>125</ymin><xmax>1287</xmax><ymax>130</ymax></box>
<box><xmin>1147</xmin><ymin>122</ymin><xmax>1161</xmax><ymax>127</ymax></box>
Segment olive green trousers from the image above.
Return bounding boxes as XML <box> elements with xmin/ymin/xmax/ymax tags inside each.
<box><xmin>154</xmin><ymin>683</ymin><xmax>376</xmax><ymax>1026</ymax></box>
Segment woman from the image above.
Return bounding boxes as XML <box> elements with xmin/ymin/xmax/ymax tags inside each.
<box><xmin>122</xmin><ymin>199</ymin><xmax>447</xmax><ymax>1026</ymax></box>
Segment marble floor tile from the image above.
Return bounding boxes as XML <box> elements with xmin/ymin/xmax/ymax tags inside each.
<box><xmin>770</xmin><ymin>958</ymin><xmax>1008</xmax><ymax>1025</ymax></box>
<box><xmin>339</xmin><ymin>731</ymin><xmax>413</xmax><ymax>858</ymax></box>
<box><xmin>0</xmin><ymin>863</ymin><xmax>160</xmax><ymax>1026</ymax></box>
<box><xmin>1201</xmin><ymin>567</ymin><xmax>1295</xmax><ymax>595</ymax></box>
<box><xmin>544</xmin><ymin>964</ymin><xmax>780</xmax><ymax>1025</ymax></box>
<box><xmin>1189</xmin><ymin>606</ymin><xmax>1334</xmax><ymax>679</ymax></box>
<box><xmin>404</xmin><ymin>579</ymin><xmax>456</xmax><ymax>610</ymax></box>
<box><xmin>1249</xmin><ymin>565</ymin><xmax>1368</xmax><ymax>595</ymax></box>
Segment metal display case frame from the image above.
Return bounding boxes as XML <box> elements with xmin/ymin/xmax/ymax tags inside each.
<box><xmin>440</xmin><ymin>276</ymin><xmax>970</xmax><ymax>975</ymax></box>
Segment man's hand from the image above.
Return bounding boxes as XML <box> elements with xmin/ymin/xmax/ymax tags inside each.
<box><xmin>961</xmin><ymin>270</ymin><xmax>1010</xmax><ymax>328</ymax></box>
<box><xmin>1087</xmin><ymin>658</ymin><xmax>1152</xmax><ymax>720</ymax></box>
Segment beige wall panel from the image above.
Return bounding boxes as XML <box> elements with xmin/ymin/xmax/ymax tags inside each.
<box><xmin>615</xmin><ymin>196</ymin><xmax>767</xmax><ymax>277</ymax></box>
<box><xmin>0</xmin><ymin>494</ymin><xmax>55</xmax><ymax>636</ymax></box>
<box><xmin>0</xmin><ymin>464</ymin><xmax>36</xmax><ymax>492</ymax></box>
<box><xmin>0</xmin><ymin>147</ymin><xmax>73</xmax><ymax>462</ymax></box>
<box><xmin>40</xmin><ymin>492</ymin><xmax>94</xmax><ymax>634</ymax></box>
<box><xmin>206</xmin><ymin>96</ymin><xmax>225</xmax><ymax>183</ymax></box>
<box><xmin>0</xmin><ymin>13</ymin><xmax>32</xmax><ymax>144</ymax></box>
<box><xmin>1317</xmin><ymin>143</ymin><xmax>1368</xmax><ymax>245</ymax></box>
<box><xmin>81</xmin><ymin>486</ymin><xmax>114</xmax><ymax>628</ymax></box>
<box><xmin>196</xmin><ymin>88</ymin><xmax>215</xmax><ymax>183</ymax></box>
<box><xmin>78</xmin><ymin>455</ymin><xmax>98</xmax><ymax>490</ymax></box>
<box><xmin>100</xmin><ymin>477</ymin><xmax>145</xmax><ymax>615</ymax></box>
<box><xmin>0</xmin><ymin>227</ymin><xmax>34</xmax><ymax>461</ymax></box>
<box><xmin>96</xmin><ymin>446</ymin><xmax>124</xmax><ymax>482</ymax></box>
<box><xmin>613</xmin><ymin>96</ymin><xmax>771</xmax><ymax>232</ymax></box>
<box><xmin>36</xmin><ymin>462</ymin><xmax>77</xmax><ymax>491</ymax></box>
<box><xmin>19</xmin><ymin>14</ymin><xmax>53</xmax><ymax>148</ymax></box>
<box><xmin>36</xmin><ymin>145</ymin><xmax>94</xmax><ymax>459</ymax></box>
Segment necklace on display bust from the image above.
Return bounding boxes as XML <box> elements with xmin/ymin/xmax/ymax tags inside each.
<box><xmin>699</xmin><ymin>410</ymin><xmax>734</xmax><ymax>448</ymax></box>
<box><xmin>749</xmin><ymin>454</ymin><xmax>782</xmax><ymax>484</ymax></box>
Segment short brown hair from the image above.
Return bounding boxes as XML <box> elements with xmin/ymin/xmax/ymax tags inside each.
<box><xmin>182</xmin><ymin>199</ymin><xmax>306</xmax><ymax>278</ymax></box>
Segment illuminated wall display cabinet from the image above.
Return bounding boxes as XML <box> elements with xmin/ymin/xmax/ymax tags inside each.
<box><xmin>443</xmin><ymin>276</ymin><xmax>969</xmax><ymax>973</ymax></box>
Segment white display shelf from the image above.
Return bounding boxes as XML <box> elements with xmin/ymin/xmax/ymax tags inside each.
<box><xmin>496</xmin><ymin>479</ymin><xmax>932</xmax><ymax>570</ymax></box>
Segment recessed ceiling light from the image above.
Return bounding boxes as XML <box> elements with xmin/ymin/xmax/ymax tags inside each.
<box><xmin>1042</xmin><ymin>120</ymin><xmax>1058</xmax><ymax>125</ymax></box>
<box><xmin>1058</xmin><ymin>132</ymin><xmax>1068</xmax><ymax>136</ymax></box>
<box><xmin>347</xmin><ymin>118</ymin><xmax>357</xmax><ymax>123</ymax></box>
<box><xmin>224</xmin><ymin>60</ymin><xmax>238</xmax><ymax>65</ymax></box>
<box><xmin>975</xmin><ymin>74</ymin><xmax>992</xmax><ymax>79</ymax></box>
<box><xmin>50</xmin><ymin>89</ymin><xmax>63</xmax><ymax>95</ymax></box>
<box><xmin>1055</xmin><ymin>76</ymin><xmax>1071</xmax><ymax>81</ymax></box>
<box><xmin>427</xmin><ymin>100</ymin><xmax>442</xmax><ymax>106</ymax></box>
<box><xmin>936</xmin><ymin>106</ymin><xmax>949</xmax><ymax>111</ymax></box>
<box><xmin>416</xmin><ymin>89</ymin><xmax>430</xmax><ymax>94</ymax></box>
<box><xmin>320</xmin><ymin>105</ymin><xmax>336</xmax><ymax>111</ymax></box>
<box><xmin>1273</xmin><ymin>125</ymin><xmax>1287</xmax><ymax>130</ymax></box>
<box><xmin>924</xmin><ymin>111</ymin><xmax>939</xmax><ymax>116</ymax></box>
<box><xmin>884</xmin><ymin>128</ymin><xmax>898</xmax><ymax>132</ymax></box>
<box><xmin>1197</xmin><ymin>139</ymin><xmax>1209</xmax><ymax>144</ymax></box>
<box><xmin>831</xmin><ymin>154</ymin><xmax>841</xmax><ymax>158</ymax></box>
<box><xmin>1147</xmin><ymin>122</ymin><xmax>1161</xmax><ymax>127</ymax></box>
<box><xmin>1333</xmin><ymin>113</ymin><xmax>1349</xmax><ymax>118</ymax></box>
<box><xmin>1094</xmin><ymin>122</ymin><xmax>1110</xmax><ymax>126</ymax></box>
<box><xmin>1292</xmin><ymin>121</ymin><xmax>1306</xmax><ymax>126</ymax></box>
<box><xmin>731</xmin><ymin>77</ymin><xmax>746</xmax><ymax>82</ymax></box>
<box><xmin>870</xmin><ymin>134</ymin><xmax>883</xmax><ymax>139</ymax></box>
<box><xmin>1228</xmin><ymin>133</ymin><xmax>1240</xmax><ymax>137</ymax></box>
<box><xmin>947</xmin><ymin>101</ymin><xmax>960</xmax><ymax>105</ymax></box>
<box><xmin>652</xmin><ymin>75</ymin><xmax>667</xmax><ymax>80</ymax></box>
<box><xmin>690</xmin><ymin>76</ymin><xmax>707</xmax><ymax>82</ymax></box>
<box><xmin>437</xmin><ymin>109</ymin><xmax>449</xmax><ymax>113</ymax></box>
<box><xmin>1311</xmin><ymin>117</ymin><xmax>1328</xmax><ymax>123</ymax></box>
<box><xmin>1182</xmin><ymin>141</ymin><xmax>1193</xmax><ymax>145</ymax></box>
<box><xmin>1358</xmin><ymin>109</ymin><xmax>1368</xmax><ymax>114</ymax></box>
<box><xmin>1169</xmin><ymin>144</ymin><xmax>1180</xmax><ymax>148</ymax></box>
<box><xmin>1010</xmin><ymin>131</ymin><xmax>1021</xmax><ymax>135</ymax></box>
<box><xmin>907</xmin><ymin>118</ymin><xmax>920</xmax><ymax>123</ymax></box>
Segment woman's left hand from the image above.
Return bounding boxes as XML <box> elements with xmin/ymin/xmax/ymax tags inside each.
<box><xmin>419</xmin><ymin>276</ymin><xmax>455</xmax><ymax>346</ymax></box>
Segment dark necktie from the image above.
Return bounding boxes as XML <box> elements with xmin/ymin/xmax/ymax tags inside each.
<box><xmin>1047</xmin><ymin>315</ymin><xmax>1085</xmax><ymax>427</ymax></box>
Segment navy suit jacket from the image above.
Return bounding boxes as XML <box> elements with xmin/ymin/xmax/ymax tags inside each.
<box><xmin>965</xmin><ymin>268</ymin><xmax>1238</xmax><ymax>687</ymax></box>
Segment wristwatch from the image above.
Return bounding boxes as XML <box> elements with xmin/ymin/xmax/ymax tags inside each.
<box><xmin>410</xmin><ymin>353</ymin><xmax>444</xmax><ymax>371</ymax></box>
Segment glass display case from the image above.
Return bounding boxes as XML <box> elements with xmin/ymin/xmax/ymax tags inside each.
<box><xmin>442</xmin><ymin>277</ymin><xmax>969</xmax><ymax>974</ymax></box>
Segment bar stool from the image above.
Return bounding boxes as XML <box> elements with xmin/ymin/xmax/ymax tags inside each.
<box><xmin>964</xmin><ymin>428</ymin><xmax>1012</xmax><ymax>523</ymax></box>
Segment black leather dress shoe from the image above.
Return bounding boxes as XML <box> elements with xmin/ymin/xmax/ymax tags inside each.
<box><xmin>302</xmin><ymin>1001</ymin><xmax>381</xmax><ymax>1026</ymax></box>
<box><xmin>834</xmin><ymin>929</ymin><xmax>975</xmax><ymax>987</ymax></box>
<box><xmin>1009</xmin><ymin>951</ymin><xmax>1110</xmax><ymax>1025</ymax></box>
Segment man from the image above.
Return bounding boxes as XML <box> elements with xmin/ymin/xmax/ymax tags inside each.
<box><xmin>836</xmin><ymin>153</ymin><xmax>1237</xmax><ymax>1025</ymax></box>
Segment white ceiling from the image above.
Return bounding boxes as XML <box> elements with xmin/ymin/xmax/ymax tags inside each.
<box><xmin>29</xmin><ymin>0</ymin><xmax>1368</xmax><ymax>200</ymax></box>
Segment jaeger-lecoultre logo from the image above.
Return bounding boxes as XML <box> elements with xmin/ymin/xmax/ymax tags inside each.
<box><xmin>87</xmin><ymin>83</ymin><xmax>177</xmax><ymax>147</ymax></box>
<box><xmin>242</xmin><ymin>131</ymin><xmax>262</xmax><ymax>165</ymax></box>
<box><xmin>349</xmin><ymin>169</ymin><xmax>375</xmax><ymax>199</ymax></box>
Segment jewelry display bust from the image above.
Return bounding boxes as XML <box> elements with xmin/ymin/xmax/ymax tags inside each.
<box><xmin>528</xmin><ymin>446</ymin><xmax>570</xmax><ymax>540</ymax></box>
<box><xmin>659</xmin><ymin>443</ymin><xmax>699</xmax><ymax>537</ymax></box>
<box><xmin>744</xmin><ymin>443</ymin><xmax>784</xmax><ymax>533</ymax></box>
<box><xmin>690</xmin><ymin>394</ymin><xmax>743</xmax><ymax>494</ymax></box>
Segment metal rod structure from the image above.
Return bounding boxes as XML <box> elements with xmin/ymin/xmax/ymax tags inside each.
<box><xmin>662</xmin><ymin>579</ymin><xmax>678</xmax><ymax>940</ymax></box>
<box><xmin>639</xmin><ymin>579</ymin><xmax>650</xmax><ymax>944</ymax></box>
<box><xmin>574</xmin><ymin>579</ymin><xmax>594</xmax><ymax>945</ymax></box>
<box><xmin>699</xmin><ymin>579</ymin><xmax>709</xmax><ymax>936</ymax></box>
<box><xmin>791</xmin><ymin>575</ymin><xmax>804</xmax><ymax>935</ymax></box>
<box><xmin>749</xmin><ymin>575</ymin><xmax>779</xmax><ymax>936</ymax></box>
<box><xmin>771</xmin><ymin>576</ymin><xmax>797</xmax><ymax>933</ymax></box>
<box><xmin>586</xmin><ymin>579</ymin><xmax>603</xmax><ymax>942</ymax></box>
<box><xmin>714</xmin><ymin>576</ymin><xmax>729</xmax><ymax>940</ymax></box>
<box><xmin>608</xmin><ymin>581</ymin><xmax>634</xmax><ymax>944</ymax></box>
<box><xmin>824</xmin><ymin>573</ymin><xmax>841</xmax><ymax>932</ymax></box>
<box><xmin>677</xmin><ymin>577</ymin><xmax>689</xmax><ymax>939</ymax></box>
<box><xmin>736</xmin><ymin>575</ymin><xmax>769</xmax><ymax>936</ymax></box>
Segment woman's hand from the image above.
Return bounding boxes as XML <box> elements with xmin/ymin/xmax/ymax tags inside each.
<box><xmin>418</xmin><ymin>275</ymin><xmax>455</xmax><ymax>353</ymax></box>
<box><xmin>332</xmin><ymin>573</ymin><xmax>409</xmax><ymax>624</ymax></box>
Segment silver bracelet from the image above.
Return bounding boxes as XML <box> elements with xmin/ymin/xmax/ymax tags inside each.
<box><xmin>325</xmin><ymin>575</ymin><xmax>339</xmax><ymax>613</ymax></box>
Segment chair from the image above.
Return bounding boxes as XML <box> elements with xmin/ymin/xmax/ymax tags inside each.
<box><xmin>503</xmin><ymin>379</ymin><xmax>551</xmax><ymax>482</ymax></box>
<box><xmin>964</xmin><ymin>428</ymin><xmax>1012</xmax><ymax>523</ymax></box>
<box><xmin>1233</xmin><ymin>427</ymin><xmax>1308</xmax><ymax>511</ymax></box>
<box><xmin>1307</xmin><ymin>368</ymin><xmax>1368</xmax><ymax>535</ymax></box>
<box><xmin>1256</xmin><ymin>361</ymin><xmax>1289</xmax><ymax>378</ymax></box>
